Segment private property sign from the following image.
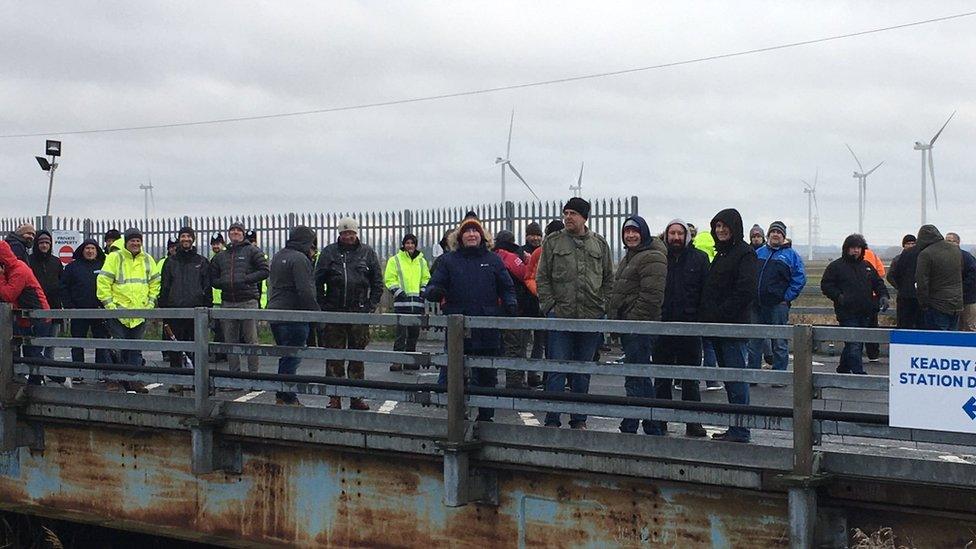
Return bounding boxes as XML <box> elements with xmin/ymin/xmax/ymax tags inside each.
<box><xmin>51</xmin><ymin>230</ymin><xmax>83</xmax><ymax>265</ymax></box>
<box><xmin>890</xmin><ymin>330</ymin><xmax>976</xmax><ymax>434</ymax></box>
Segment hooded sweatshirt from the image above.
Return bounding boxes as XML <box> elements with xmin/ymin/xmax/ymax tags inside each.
<box><xmin>268</xmin><ymin>226</ymin><xmax>320</xmax><ymax>311</ymax></box>
<box><xmin>661</xmin><ymin>219</ymin><xmax>710</xmax><ymax>323</ymax></box>
<box><xmin>608</xmin><ymin>215</ymin><xmax>667</xmax><ymax>321</ymax></box>
<box><xmin>698</xmin><ymin>209</ymin><xmax>758</xmax><ymax>324</ymax></box>
<box><xmin>821</xmin><ymin>234</ymin><xmax>888</xmax><ymax>318</ymax></box>
<box><xmin>0</xmin><ymin>241</ymin><xmax>49</xmax><ymax>327</ymax></box>
<box><xmin>915</xmin><ymin>224</ymin><xmax>963</xmax><ymax>314</ymax></box>
<box><xmin>28</xmin><ymin>230</ymin><xmax>64</xmax><ymax>310</ymax></box>
<box><xmin>159</xmin><ymin>243</ymin><xmax>212</xmax><ymax>309</ymax></box>
<box><xmin>60</xmin><ymin>238</ymin><xmax>105</xmax><ymax>309</ymax></box>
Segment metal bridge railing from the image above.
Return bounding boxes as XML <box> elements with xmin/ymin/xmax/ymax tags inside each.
<box><xmin>3</xmin><ymin>305</ymin><xmax>973</xmax><ymax>477</ymax></box>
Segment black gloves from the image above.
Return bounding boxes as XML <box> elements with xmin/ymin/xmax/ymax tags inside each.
<box><xmin>424</xmin><ymin>286</ymin><xmax>446</xmax><ymax>302</ymax></box>
<box><xmin>879</xmin><ymin>296</ymin><xmax>890</xmax><ymax>312</ymax></box>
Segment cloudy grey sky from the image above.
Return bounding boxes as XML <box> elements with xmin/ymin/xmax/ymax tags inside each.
<box><xmin>2</xmin><ymin>1</ymin><xmax>974</xmax><ymax>246</ymax></box>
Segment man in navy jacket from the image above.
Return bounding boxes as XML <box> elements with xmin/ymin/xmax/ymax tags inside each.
<box><xmin>59</xmin><ymin>239</ymin><xmax>111</xmax><ymax>364</ymax></box>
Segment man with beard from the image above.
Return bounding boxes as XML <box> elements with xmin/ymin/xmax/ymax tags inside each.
<box><xmin>699</xmin><ymin>209</ymin><xmax>758</xmax><ymax>443</ymax></box>
<box><xmin>159</xmin><ymin>227</ymin><xmax>212</xmax><ymax>372</ymax></box>
<box><xmin>651</xmin><ymin>219</ymin><xmax>709</xmax><ymax>437</ymax></box>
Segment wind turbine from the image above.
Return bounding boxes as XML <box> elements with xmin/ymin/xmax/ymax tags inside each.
<box><xmin>569</xmin><ymin>162</ymin><xmax>584</xmax><ymax>197</ymax></box>
<box><xmin>139</xmin><ymin>173</ymin><xmax>155</xmax><ymax>226</ymax></box>
<box><xmin>494</xmin><ymin>110</ymin><xmax>540</xmax><ymax>202</ymax></box>
<box><xmin>914</xmin><ymin>111</ymin><xmax>954</xmax><ymax>225</ymax></box>
<box><xmin>801</xmin><ymin>170</ymin><xmax>820</xmax><ymax>261</ymax></box>
<box><xmin>845</xmin><ymin>144</ymin><xmax>883</xmax><ymax>235</ymax></box>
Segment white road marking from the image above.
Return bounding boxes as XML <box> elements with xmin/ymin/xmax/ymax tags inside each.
<box><xmin>938</xmin><ymin>455</ymin><xmax>969</xmax><ymax>464</ymax></box>
<box><xmin>378</xmin><ymin>400</ymin><xmax>397</xmax><ymax>414</ymax></box>
<box><xmin>813</xmin><ymin>361</ymin><xmax>825</xmax><ymax>366</ymax></box>
<box><xmin>235</xmin><ymin>391</ymin><xmax>264</xmax><ymax>402</ymax></box>
<box><xmin>145</xmin><ymin>383</ymin><xmax>163</xmax><ymax>391</ymax></box>
<box><xmin>519</xmin><ymin>412</ymin><xmax>541</xmax><ymax>426</ymax></box>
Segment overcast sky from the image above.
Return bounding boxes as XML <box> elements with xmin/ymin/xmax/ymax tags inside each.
<box><xmin>2</xmin><ymin>1</ymin><xmax>974</xmax><ymax>247</ymax></box>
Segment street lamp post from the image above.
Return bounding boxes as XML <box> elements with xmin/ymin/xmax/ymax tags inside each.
<box><xmin>35</xmin><ymin>140</ymin><xmax>61</xmax><ymax>228</ymax></box>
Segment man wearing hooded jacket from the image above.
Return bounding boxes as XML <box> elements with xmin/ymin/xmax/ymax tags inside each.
<box><xmin>915</xmin><ymin>224</ymin><xmax>963</xmax><ymax>330</ymax></box>
<box><xmin>60</xmin><ymin>239</ymin><xmax>111</xmax><ymax>365</ymax></box>
<box><xmin>699</xmin><ymin>208</ymin><xmax>757</xmax><ymax>443</ymax></box>
<box><xmin>29</xmin><ymin>231</ymin><xmax>64</xmax><ymax>362</ymax></box>
<box><xmin>821</xmin><ymin>234</ymin><xmax>889</xmax><ymax>374</ymax></box>
<box><xmin>608</xmin><ymin>215</ymin><xmax>666</xmax><ymax>435</ymax></box>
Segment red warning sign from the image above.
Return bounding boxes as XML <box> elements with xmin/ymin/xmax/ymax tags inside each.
<box><xmin>59</xmin><ymin>245</ymin><xmax>74</xmax><ymax>265</ymax></box>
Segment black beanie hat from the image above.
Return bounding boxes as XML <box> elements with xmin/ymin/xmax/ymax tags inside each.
<box><xmin>902</xmin><ymin>234</ymin><xmax>917</xmax><ymax>246</ymax></box>
<box><xmin>544</xmin><ymin>220</ymin><xmax>565</xmax><ymax>236</ymax></box>
<box><xmin>123</xmin><ymin>227</ymin><xmax>143</xmax><ymax>243</ymax></box>
<box><xmin>210</xmin><ymin>233</ymin><xmax>225</xmax><ymax>245</ymax></box>
<box><xmin>526</xmin><ymin>222</ymin><xmax>543</xmax><ymax>237</ymax></box>
<box><xmin>104</xmin><ymin>229</ymin><xmax>121</xmax><ymax>242</ymax></box>
<box><xmin>495</xmin><ymin>230</ymin><xmax>516</xmax><ymax>246</ymax></box>
<box><xmin>563</xmin><ymin>197</ymin><xmax>590</xmax><ymax>219</ymax></box>
<box><xmin>178</xmin><ymin>226</ymin><xmax>195</xmax><ymax>240</ymax></box>
<box><xmin>166</xmin><ymin>238</ymin><xmax>177</xmax><ymax>248</ymax></box>
<box><xmin>768</xmin><ymin>220</ymin><xmax>787</xmax><ymax>237</ymax></box>
<box><xmin>228</xmin><ymin>221</ymin><xmax>245</xmax><ymax>233</ymax></box>
<box><xmin>401</xmin><ymin>233</ymin><xmax>418</xmax><ymax>247</ymax></box>
<box><xmin>244</xmin><ymin>229</ymin><xmax>257</xmax><ymax>243</ymax></box>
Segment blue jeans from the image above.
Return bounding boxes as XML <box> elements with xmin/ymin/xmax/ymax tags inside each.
<box><xmin>748</xmin><ymin>302</ymin><xmax>790</xmax><ymax>371</ymax></box>
<box><xmin>707</xmin><ymin>337</ymin><xmax>750</xmax><ymax>440</ymax></box>
<box><xmin>107</xmin><ymin>320</ymin><xmax>147</xmax><ymax>366</ymax></box>
<box><xmin>271</xmin><ymin>322</ymin><xmax>310</xmax><ymax>403</ymax></box>
<box><xmin>837</xmin><ymin>315</ymin><xmax>869</xmax><ymax>374</ymax></box>
<box><xmin>923</xmin><ymin>309</ymin><xmax>959</xmax><ymax>331</ymax></box>
<box><xmin>544</xmin><ymin>329</ymin><xmax>603</xmax><ymax>427</ymax></box>
<box><xmin>619</xmin><ymin>334</ymin><xmax>662</xmax><ymax>435</ymax></box>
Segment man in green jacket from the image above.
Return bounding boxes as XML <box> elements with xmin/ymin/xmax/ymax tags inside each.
<box><xmin>537</xmin><ymin>197</ymin><xmax>614</xmax><ymax>429</ymax></box>
<box><xmin>384</xmin><ymin>234</ymin><xmax>430</xmax><ymax>371</ymax></box>
<box><xmin>916</xmin><ymin>224</ymin><xmax>963</xmax><ymax>330</ymax></box>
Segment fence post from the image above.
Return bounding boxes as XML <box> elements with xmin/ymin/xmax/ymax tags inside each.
<box><xmin>190</xmin><ymin>307</ymin><xmax>215</xmax><ymax>474</ymax></box>
<box><xmin>630</xmin><ymin>195</ymin><xmax>639</xmax><ymax>215</ymax></box>
<box><xmin>789</xmin><ymin>323</ymin><xmax>817</xmax><ymax>549</ymax></box>
<box><xmin>83</xmin><ymin>218</ymin><xmax>93</xmax><ymax>242</ymax></box>
<box><xmin>0</xmin><ymin>304</ymin><xmax>16</xmax><ymax>451</ymax></box>
<box><xmin>287</xmin><ymin>213</ymin><xmax>297</xmax><ymax>233</ymax></box>
<box><xmin>442</xmin><ymin>314</ymin><xmax>472</xmax><ymax>506</ymax></box>
<box><xmin>504</xmin><ymin>201</ymin><xmax>515</xmax><ymax>232</ymax></box>
<box><xmin>403</xmin><ymin>209</ymin><xmax>413</xmax><ymax>235</ymax></box>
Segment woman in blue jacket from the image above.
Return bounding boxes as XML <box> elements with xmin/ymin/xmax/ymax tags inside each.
<box><xmin>425</xmin><ymin>218</ymin><xmax>517</xmax><ymax>422</ymax></box>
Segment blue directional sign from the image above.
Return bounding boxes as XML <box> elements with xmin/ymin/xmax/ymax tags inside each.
<box><xmin>889</xmin><ymin>330</ymin><xmax>976</xmax><ymax>434</ymax></box>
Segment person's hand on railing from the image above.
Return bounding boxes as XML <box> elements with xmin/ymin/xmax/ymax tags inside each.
<box><xmin>878</xmin><ymin>296</ymin><xmax>890</xmax><ymax>312</ymax></box>
<box><xmin>424</xmin><ymin>286</ymin><xmax>446</xmax><ymax>303</ymax></box>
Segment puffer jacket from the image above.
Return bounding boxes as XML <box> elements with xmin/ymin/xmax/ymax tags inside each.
<box><xmin>314</xmin><ymin>238</ymin><xmax>384</xmax><ymax>312</ymax></box>
<box><xmin>821</xmin><ymin>234</ymin><xmax>888</xmax><ymax>318</ymax></box>
<box><xmin>536</xmin><ymin>228</ymin><xmax>614</xmax><ymax>319</ymax></box>
<box><xmin>698</xmin><ymin>209</ymin><xmax>758</xmax><ymax>324</ymax></box>
<box><xmin>661</xmin><ymin>219</ymin><xmax>710</xmax><ymax>323</ymax></box>
<box><xmin>268</xmin><ymin>226</ymin><xmax>320</xmax><ymax>311</ymax></box>
<box><xmin>0</xmin><ymin>241</ymin><xmax>49</xmax><ymax>328</ymax></box>
<box><xmin>494</xmin><ymin>241</ymin><xmax>538</xmax><ymax>316</ymax></box>
<box><xmin>425</xmin><ymin>242</ymin><xmax>516</xmax><ymax>352</ymax></box>
<box><xmin>915</xmin><ymin>225</ymin><xmax>963</xmax><ymax>314</ymax></box>
<box><xmin>159</xmin><ymin>246</ymin><xmax>212</xmax><ymax>308</ymax></box>
<box><xmin>60</xmin><ymin>239</ymin><xmax>105</xmax><ymax>310</ymax></box>
<box><xmin>4</xmin><ymin>232</ymin><xmax>30</xmax><ymax>263</ymax></box>
<box><xmin>755</xmin><ymin>241</ymin><xmax>806</xmax><ymax>306</ymax></box>
<box><xmin>209</xmin><ymin>240</ymin><xmax>269</xmax><ymax>303</ymax></box>
<box><xmin>28</xmin><ymin>231</ymin><xmax>64</xmax><ymax>310</ymax></box>
<box><xmin>609</xmin><ymin>216</ymin><xmax>667</xmax><ymax>321</ymax></box>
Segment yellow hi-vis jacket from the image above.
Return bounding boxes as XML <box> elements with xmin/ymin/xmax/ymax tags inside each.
<box><xmin>97</xmin><ymin>247</ymin><xmax>161</xmax><ymax>327</ymax></box>
<box><xmin>384</xmin><ymin>250</ymin><xmax>430</xmax><ymax>312</ymax></box>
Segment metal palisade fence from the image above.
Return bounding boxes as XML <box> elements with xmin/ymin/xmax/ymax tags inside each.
<box><xmin>0</xmin><ymin>196</ymin><xmax>638</xmax><ymax>261</ymax></box>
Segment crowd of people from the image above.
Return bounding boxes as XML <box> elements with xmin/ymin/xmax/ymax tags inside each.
<box><xmin>2</xmin><ymin>197</ymin><xmax>974</xmax><ymax>443</ymax></box>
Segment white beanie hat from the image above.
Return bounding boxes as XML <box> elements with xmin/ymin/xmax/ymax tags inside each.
<box><xmin>337</xmin><ymin>217</ymin><xmax>359</xmax><ymax>234</ymax></box>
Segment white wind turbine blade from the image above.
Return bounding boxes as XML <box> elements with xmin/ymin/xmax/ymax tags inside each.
<box><xmin>506</xmin><ymin>109</ymin><xmax>514</xmax><ymax>159</ymax></box>
<box><xmin>148</xmin><ymin>175</ymin><xmax>156</xmax><ymax>211</ymax></box>
<box><xmin>814</xmin><ymin>167</ymin><xmax>819</xmax><ymax>189</ymax></box>
<box><xmin>577</xmin><ymin>162</ymin><xmax>584</xmax><ymax>187</ymax></box>
<box><xmin>928</xmin><ymin>149</ymin><xmax>938</xmax><ymax>209</ymax></box>
<box><xmin>929</xmin><ymin>111</ymin><xmax>956</xmax><ymax>146</ymax></box>
<box><xmin>506</xmin><ymin>162</ymin><xmax>540</xmax><ymax>201</ymax></box>
<box><xmin>865</xmin><ymin>161</ymin><xmax>884</xmax><ymax>176</ymax></box>
<box><xmin>845</xmin><ymin>144</ymin><xmax>864</xmax><ymax>173</ymax></box>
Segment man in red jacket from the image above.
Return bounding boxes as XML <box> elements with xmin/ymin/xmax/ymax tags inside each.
<box><xmin>494</xmin><ymin>229</ymin><xmax>530</xmax><ymax>388</ymax></box>
<box><xmin>0</xmin><ymin>241</ymin><xmax>51</xmax><ymax>381</ymax></box>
